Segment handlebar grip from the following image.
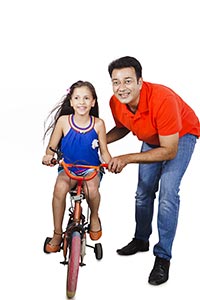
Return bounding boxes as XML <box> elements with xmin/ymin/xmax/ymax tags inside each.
<box><xmin>101</xmin><ymin>163</ymin><xmax>108</xmax><ymax>169</ymax></box>
<box><xmin>51</xmin><ymin>158</ymin><xmax>57</xmax><ymax>165</ymax></box>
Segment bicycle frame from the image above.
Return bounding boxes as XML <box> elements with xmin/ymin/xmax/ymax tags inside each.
<box><xmin>60</xmin><ymin>161</ymin><xmax>107</xmax><ymax>249</ymax></box>
<box><xmin>60</xmin><ymin>160</ymin><xmax>107</xmax><ymax>227</ymax></box>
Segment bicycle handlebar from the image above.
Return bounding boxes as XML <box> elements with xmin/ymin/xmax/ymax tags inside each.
<box><xmin>49</xmin><ymin>159</ymin><xmax>107</xmax><ymax>183</ymax></box>
<box><xmin>53</xmin><ymin>159</ymin><xmax>108</xmax><ymax>181</ymax></box>
<box><xmin>45</xmin><ymin>147</ymin><xmax>108</xmax><ymax>181</ymax></box>
<box><xmin>63</xmin><ymin>161</ymin><xmax>107</xmax><ymax>181</ymax></box>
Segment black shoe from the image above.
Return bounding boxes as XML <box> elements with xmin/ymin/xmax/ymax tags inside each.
<box><xmin>116</xmin><ymin>238</ymin><xmax>149</xmax><ymax>255</ymax></box>
<box><xmin>148</xmin><ymin>256</ymin><xmax>170</xmax><ymax>285</ymax></box>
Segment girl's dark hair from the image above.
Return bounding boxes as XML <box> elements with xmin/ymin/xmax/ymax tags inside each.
<box><xmin>108</xmin><ymin>56</ymin><xmax>142</xmax><ymax>81</ymax></box>
<box><xmin>43</xmin><ymin>80</ymin><xmax>99</xmax><ymax>141</ymax></box>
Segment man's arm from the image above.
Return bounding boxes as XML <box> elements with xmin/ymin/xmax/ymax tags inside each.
<box><xmin>108</xmin><ymin>133</ymin><xmax>179</xmax><ymax>173</ymax></box>
<box><xmin>106</xmin><ymin>126</ymin><xmax>130</xmax><ymax>144</ymax></box>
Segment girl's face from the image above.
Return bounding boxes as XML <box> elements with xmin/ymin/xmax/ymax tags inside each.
<box><xmin>70</xmin><ymin>86</ymin><xmax>95</xmax><ymax>116</ymax></box>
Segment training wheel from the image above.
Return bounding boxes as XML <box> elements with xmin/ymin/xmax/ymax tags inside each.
<box><xmin>94</xmin><ymin>243</ymin><xmax>103</xmax><ymax>260</ymax></box>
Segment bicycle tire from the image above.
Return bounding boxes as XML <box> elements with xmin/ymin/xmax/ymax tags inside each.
<box><xmin>66</xmin><ymin>231</ymin><xmax>81</xmax><ymax>299</ymax></box>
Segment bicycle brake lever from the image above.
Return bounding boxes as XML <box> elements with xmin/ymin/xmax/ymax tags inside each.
<box><xmin>49</xmin><ymin>147</ymin><xmax>63</xmax><ymax>161</ymax></box>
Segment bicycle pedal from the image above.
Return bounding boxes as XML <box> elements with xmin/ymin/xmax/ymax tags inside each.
<box><xmin>60</xmin><ymin>260</ymin><xmax>68</xmax><ymax>265</ymax></box>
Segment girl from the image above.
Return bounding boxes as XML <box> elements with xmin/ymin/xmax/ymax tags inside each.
<box><xmin>42</xmin><ymin>80</ymin><xmax>111</xmax><ymax>253</ymax></box>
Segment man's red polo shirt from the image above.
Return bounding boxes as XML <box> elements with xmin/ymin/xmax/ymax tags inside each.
<box><xmin>110</xmin><ymin>81</ymin><xmax>200</xmax><ymax>145</ymax></box>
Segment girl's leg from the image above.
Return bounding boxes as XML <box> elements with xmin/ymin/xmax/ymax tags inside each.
<box><xmin>84</xmin><ymin>175</ymin><xmax>101</xmax><ymax>232</ymax></box>
<box><xmin>50</xmin><ymin>171</ymin><xmax>75</xmax><ymax>245</ymax></box>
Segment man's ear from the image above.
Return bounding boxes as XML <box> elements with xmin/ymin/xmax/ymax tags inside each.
<box><xmin>138</xmin><ymin>77</ymin><xmax>143</xmax><ymax>90</ymax></box>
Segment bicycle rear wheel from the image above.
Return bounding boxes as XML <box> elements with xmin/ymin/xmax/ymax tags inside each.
<box><xmin>66</xmin><ymin>231</ymin><xmax>81</xmax><ymax>299</ymax></box>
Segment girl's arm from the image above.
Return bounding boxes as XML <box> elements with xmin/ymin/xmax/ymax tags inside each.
<box><xmin>95</xmin><ymin>118</ymin><xmax>112</xmax><ymax>163</ymax></box>
<box><xmin>42</xmin><ymin>117</ymin><xmax>65</xmax><ymax>165</ymax></box>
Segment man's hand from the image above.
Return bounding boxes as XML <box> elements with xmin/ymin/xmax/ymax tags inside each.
<box><xmin>108</xmin><ymin>155</ymin><xmax>128</xmax><ymax>173</ymax></box>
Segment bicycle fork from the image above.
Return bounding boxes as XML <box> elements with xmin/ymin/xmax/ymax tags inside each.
<box><xmin>61</xmin><ymin>193</ymin><xmax>87</xmax><ymax>266</ymax></box>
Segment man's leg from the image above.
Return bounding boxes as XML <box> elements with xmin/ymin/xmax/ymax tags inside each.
<box><xmin>117</xmin><ymin>142</ymin><xmax>162</xmax><ymax>255</ymax></box>
<box><xmin>149</xmin><ymin>134</ymin><xmax>197</xmax><ymax>285</ymax></box>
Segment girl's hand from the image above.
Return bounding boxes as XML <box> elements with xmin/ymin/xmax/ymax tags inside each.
<box><xmin>42</xmin><ymin>154</ymin><xmax>54</xmax><ymax>166</ymax></box>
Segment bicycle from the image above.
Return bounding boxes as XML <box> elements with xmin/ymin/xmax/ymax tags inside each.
<box><xmin>43</xmin><ymin>148</ymin><xmax>108</xmax><ymax>299</ymax></box>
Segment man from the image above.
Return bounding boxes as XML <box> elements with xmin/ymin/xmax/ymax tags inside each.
<box><xmin>107</xmin><ymin>56</ymin><xmax>200</xmax><ymax>285</ymax></box>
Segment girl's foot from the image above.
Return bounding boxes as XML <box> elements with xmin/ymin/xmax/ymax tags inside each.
<box><xmin>50</xmin><ymin>231</ymin><xmax>63</xmax><ymax>245</ymax></box>
<box><xmin>44</xmin><ymin>231</ymin><xmax>63</xmax><ymax>253</ymax></box>
<box><xmin>89</xmin><ymin>217</ymin><xmax>102</xmax><ymax>241</ymax></box>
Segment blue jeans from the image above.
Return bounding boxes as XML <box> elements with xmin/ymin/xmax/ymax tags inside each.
<box><xmin>134</xmin><ymin>134</ymin><xmax>197</xmax><ymax>260</ymax></box>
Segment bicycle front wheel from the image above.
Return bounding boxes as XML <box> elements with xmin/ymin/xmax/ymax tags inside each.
<box><xmin>67</xmin><ymin>231</ymin><xmax>81</xmax><ymax>299</ymax></box>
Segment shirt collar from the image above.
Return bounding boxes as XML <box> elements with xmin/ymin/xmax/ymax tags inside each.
<box><xmin>137</xmin><ymin>82</ymin><xmax>149</xmax><ymax>113</ymax></box>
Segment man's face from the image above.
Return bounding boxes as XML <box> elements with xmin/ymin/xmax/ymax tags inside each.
<box><xmin>111</xmin><ymin>67</ymin><xmax>142</xmax><ymax>106</ymax></box>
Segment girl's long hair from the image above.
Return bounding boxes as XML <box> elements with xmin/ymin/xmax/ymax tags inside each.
<box><xmin>43</xmin><ymin>80</ymin><xmax>99</xmax><ymax>142</ymax></box>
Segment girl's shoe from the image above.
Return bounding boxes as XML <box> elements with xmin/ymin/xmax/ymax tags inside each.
<box><xmin>44</xmin><ymin>231</ymin><xmax>63</xmax><ymax>253</ymax></box>
<box><xmin>89</xmin><ymin>218</ymin><xmax>102</xmax><ymax>241</ymax></box>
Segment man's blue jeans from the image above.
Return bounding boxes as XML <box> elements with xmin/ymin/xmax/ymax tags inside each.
<box><xmin>134</xmin><ymin>134</ymin><xmax>197</xmax><ymax>260</ymax></box>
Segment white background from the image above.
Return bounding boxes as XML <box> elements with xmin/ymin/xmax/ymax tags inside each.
<box><xmin>0</xmin><ymin>1</ymin><xmax>200</xmax><ymax>299</ymax></box>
